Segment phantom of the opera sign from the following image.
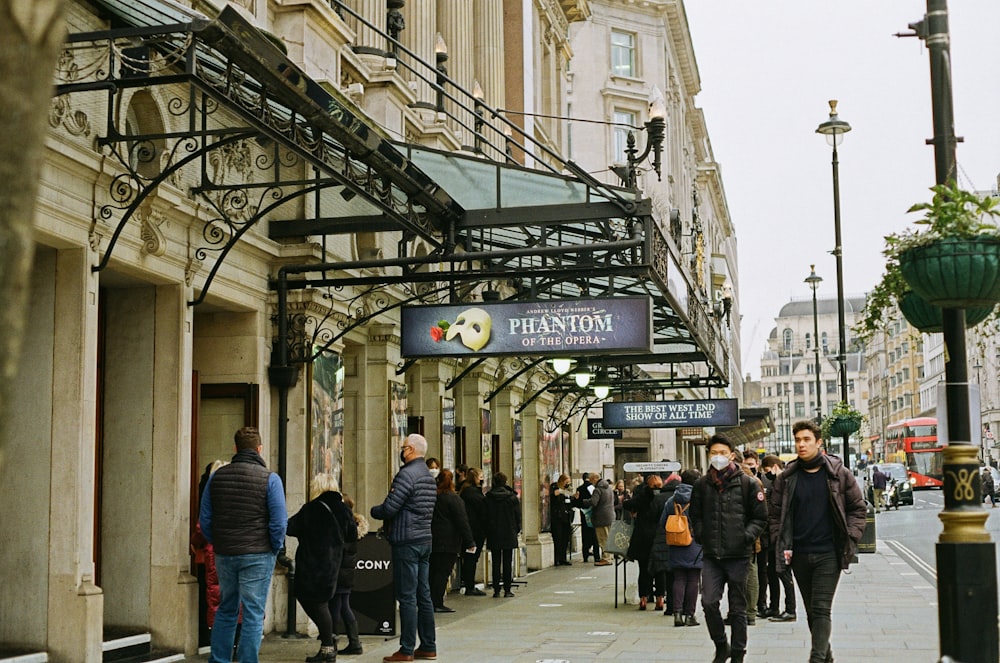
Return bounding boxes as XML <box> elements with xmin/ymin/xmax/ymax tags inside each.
<box><xmin>400</xmin><ymin>297</ymin><xmax>652</xmax><ymax>359</ymax></box>
<box><xmin>603</xmin><ymin>399</ymin><xmax>739</xmax><ymax>428</ymax></box>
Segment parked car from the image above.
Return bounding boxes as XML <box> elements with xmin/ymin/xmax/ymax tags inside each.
<box><xmin>866</xmin><ymin>463</ymin><xmax>914</xmax><ymax>507</ymax></box>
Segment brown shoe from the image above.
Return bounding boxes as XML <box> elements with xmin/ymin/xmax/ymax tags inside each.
<box><xmin>594</xmin><ymin>559</ymin><xmax>612</xmax><ymax>566</ymax></box>
<box><xmin>383</xmin><ymin>652</ymin><xmax>415</xmax><ymax>662</ymax></box>
<box><xmin>414</xmin><ymin>649</ymin><xmax>437</xmax><ymax>660</ymax></box>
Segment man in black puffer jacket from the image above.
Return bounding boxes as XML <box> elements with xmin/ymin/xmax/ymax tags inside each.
<box><xmin>371</xmin><ymin>434</ymin><xmax>438</xmax><ymax>662</ymax></box>
<box><xmin>199</xmin><ymin>427</ymin><xmax>287</xmax><ymax>663</ymax></box>
<box><xmin>690</xmin><ymin>433</ymin><xmax>768</xmax><ymax>663</ymax></box>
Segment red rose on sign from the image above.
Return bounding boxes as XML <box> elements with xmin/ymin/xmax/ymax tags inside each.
<box><xmin>430</xmin><ymin>326</ymin><xmax>444</xmax><ymax>342</ymax></box>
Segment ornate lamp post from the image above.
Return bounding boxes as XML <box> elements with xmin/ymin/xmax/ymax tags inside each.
<box><xmin>816</xmin><ymin>100</ymin><xmax>852</xmax><ymax>469</ymax></box>
<box><xmin>615</xmin><ymin>87</ymin><xmax>667</xmax><ymax>190</ymax></box>
<box><xmin>805</xmin><ymin>265</ymin><xmax>824</xmax><ymax>420</ymax></box>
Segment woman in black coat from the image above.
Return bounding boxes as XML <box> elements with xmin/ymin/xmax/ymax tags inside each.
<box><xmin>623</xmin><ymin>474</ymin><xmax>663</xmax><ymax>610</ymax></box>
<box><xmin>459</xmin><ymin>468</ymin><xmax>488</xmax><ymax>595</ymax></box>
<box><xmin>430</xmin><ymin>469</ymin><xmax>475</xmax><ymax>612</ymax></box>
<box><xmin>485</xmin><ymin>472</ymin><xmax>522</xmax><ymax>597</ymax></box>
<box><xmin>329</xmin><ymin>495</ymin><xmax>367</xmax><ymax>655</ymax></box>
<box><xmin>287</xmin><ymin>475</ymin><xmax>355</xmax><ymax>663</ymax></box>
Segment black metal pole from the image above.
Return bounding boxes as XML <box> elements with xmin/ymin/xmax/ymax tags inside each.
<box><xmin>831</xmin><ymin>138</ymin><xmax>851</xmax><ymax>469</ymax></box>
<box><xmin>918</xmin><ymin>2</ymin><xmax>999</xmax><ymax>661</ymax></box>
<box><xmin>268</xmin><ymin>271</ymin><xmax>306</xmax><ymax>638</ymax></box>
<box><xmin>807</xmin><ymin>266</ymin><xmax>823</xmax><ymax>420</ymax></box>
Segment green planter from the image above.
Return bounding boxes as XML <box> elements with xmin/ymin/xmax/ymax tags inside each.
<box><xmin>828</xmin><ymin>416</ymin><xmax>861</xmax><ymax>438</ymax></box>
<box><xmin>897</xmin><ymin>291</ymin><xmax>994</xmax><ymax>333</ymax></box>
<box><xmin>898</xmin><ymin>237</ymin><xmax>1000</xmax><ymax>308</ymax></box>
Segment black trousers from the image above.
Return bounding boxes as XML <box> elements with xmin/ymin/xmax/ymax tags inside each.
<box><xmin>792</xmin><ymin>551</ymin><xmax>841</xmax><ymax>663</ymax></box>
<box><xmin>701</xmin><ymin>557</ymin><xmax>750</xmax><ymax>653</ymax></box>
<box><xmin>299</xmin><ymin>598</ymin><xmax>335</xmax><ymax>646</ymax></box>
<box><xmin>767</xmin><ymin>544</ymin><xmax>796</xmax><ymax>614</ymax></box>
<box><xmin>429</xmin><ymin>551</ymin><xmax>458</xmax><ymax>608</ymax></box>
<box><xmin>551</xmin><ymin>517</ymin><xmax>571</xmax><ymax>563</ymax></box>
<box><xmin>581</xmin><ymin>523</ymin><xmax>598</xmax><ymax>561</ymax></box>
<box><xmin>460</xmin><ymin>539</ymin><xmax>484</xmax><ymax>590</ymax></box>
<box><xmin>491</xmin><ymin>548</ymin><xmax>514</xmax><ymax>592</ymax></box>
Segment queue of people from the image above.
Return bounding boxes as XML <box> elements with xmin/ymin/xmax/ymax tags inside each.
<box><xmin>195</xmin><ymin>422</ymin><xmax>867</xmax><ymax>663</ymax></box>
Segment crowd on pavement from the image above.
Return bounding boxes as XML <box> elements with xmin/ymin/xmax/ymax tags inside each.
<box><xmin>193</xmin><ymin>420</ymin><xmax>868</xmax><ymax>663</ymax></box>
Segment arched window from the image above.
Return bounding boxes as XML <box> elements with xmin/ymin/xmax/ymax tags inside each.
<box><xmin>782</xmin><ymin>329</ymin><xmax>793</xmax><ymax>351</ymax></box>
<box><xmin>124</xmin><ymin>91</ymin><xmax>165</xmax><ymax>179</ymax></box>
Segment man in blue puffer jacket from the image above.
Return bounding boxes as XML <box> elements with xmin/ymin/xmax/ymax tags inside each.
<box><xmin>371</xmin><ymin>433</ymin><xmax>438</xmax><ymax>662</ymax></box>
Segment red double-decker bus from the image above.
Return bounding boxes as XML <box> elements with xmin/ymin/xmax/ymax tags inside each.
<box><xmin>884</xmin><ymin>417</ymin><xmax>943</xmax><ymax>488</ymax></box>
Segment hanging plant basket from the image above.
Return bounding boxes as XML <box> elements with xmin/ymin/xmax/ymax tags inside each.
<box><xmin>828</xmin><ymin>415</ymin><xmax>861</xmax><ymax>438</ymax></box>
<box><xmin>897</xmin><ymin>291</ymin><xmax>994</xmax><ymax>333</ymax></box>
<box><xmin>898</xmin><ymin>237</ymin><xmax>1000</xmax><ymax>308</ymax></box>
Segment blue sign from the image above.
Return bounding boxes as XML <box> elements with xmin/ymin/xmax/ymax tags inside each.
<box><xmin>400</xmin><ymin>297</ymin><xmax>653</xmax><ymax>358</ymax></box>
<box><xmin>603</xmin><ymin>399</ymin><xmax>739</xmax><ymax>429</ymax></box>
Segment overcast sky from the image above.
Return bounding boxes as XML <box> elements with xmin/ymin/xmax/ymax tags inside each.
<box><xmin>683</xmin><ymin>2</ymin><xmax>1000</xmax><ymax>381</ymax></box>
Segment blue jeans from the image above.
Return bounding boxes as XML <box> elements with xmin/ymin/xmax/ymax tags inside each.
<box><xmin>212</xmin><ymin>551</ymin><xmax>277</xmax><ymax>663</ymax></box>
<box><xmin>392</xmin><ymin>542</ymin><xmax>435</xmax><ymax>655</ymax></box>
<box><xmin>792</xmin><ymin>551</ymin><xmax>841</xmax><ymax>663</ymax></box>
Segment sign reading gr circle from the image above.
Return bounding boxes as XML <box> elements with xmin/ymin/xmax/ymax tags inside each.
<box><xmin>603</xmin><ymin>399</ymin><xmax>739</xmax><ymax>429</ymax></box>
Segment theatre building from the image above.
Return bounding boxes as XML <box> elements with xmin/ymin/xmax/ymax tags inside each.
<box><xmin>0</xmin><ymin>0</ymin><xmax>739</xmax><ymax>659</ymax></box>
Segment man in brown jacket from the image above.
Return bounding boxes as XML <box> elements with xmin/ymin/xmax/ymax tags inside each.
<box><xmin>769</xmin><ymin>420</ymin><xmax>866</xmax><ymax>663</ymax></box>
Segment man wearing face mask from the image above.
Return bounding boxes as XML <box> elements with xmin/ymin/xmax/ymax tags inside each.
<box><xmin>769</xmin><ymin>421</ymin><xmax>866</xmax><ymax>663</ymax></box>
<box><xmin>760</xmin><ymin>455</ymin><xmax>795</xmax><ymax>622</ymax></box>
<box><xmin>689</xmin><ymin>434</ymin><xmax>768</xmax><ymax>663</ymax></box>
<box><xmin>371</xmin><ymin>434</ymin><xmax>439</xmax><ymax>662</ymax></box>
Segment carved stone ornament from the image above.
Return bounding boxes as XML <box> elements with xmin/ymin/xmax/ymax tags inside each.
<box><xmin>139</xmin><ymin>203</ymin><xmax>167</xmax><ymax>257</ymax></box>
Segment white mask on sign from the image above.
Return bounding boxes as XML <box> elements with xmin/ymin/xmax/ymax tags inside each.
<box><xmin>445</xmin><ymin>307</ymin><xmax>492</xmax><ymax>351</ymax></box>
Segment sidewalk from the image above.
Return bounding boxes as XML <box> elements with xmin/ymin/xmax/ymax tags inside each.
<box><xmin>193</xmin><ymin>541</ymin><xmax>939</xmax><ymax>662</ymax></box>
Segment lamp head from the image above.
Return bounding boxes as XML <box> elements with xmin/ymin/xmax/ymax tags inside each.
<box><xmin>434</xmin><ymin>33</ymin><xmax>448</xmax><ymax>62</ymax></box>
<box><xmin>473</xmin><ymin>80</ymin><xmax>485</xmax><ymax>102</ymax></box>
<box><xmin>551</xmin><ymin>358</ymin><xmax>573</xmax><ymax>375</ymax></box>
<box><xmin>816</xmin><ymin>99</ymin><xmax>851</xmax><ymax>147</ymax></box>
<box><xmin>573</xmin><ymin>360</ymin><xmax>592</xmax><ymax>388</ymax></box>
<box><xmin>805</xmin><ymin>264</ymin><xmax>823</xmax><ymax>290</ymax></box>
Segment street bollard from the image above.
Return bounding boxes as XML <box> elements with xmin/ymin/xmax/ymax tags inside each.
<box><xmin>857</xmin><ymin>500</ymin><xmax>876</xmax><ymax>554</ymax></box>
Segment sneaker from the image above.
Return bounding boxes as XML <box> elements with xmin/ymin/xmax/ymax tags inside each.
<box><xmin>769</xmin><ymin>611</ymin><xmax>797</xmax><ymax>622</ymax></box>
<box><xmin>685</xmin><ymin>614</ymin><xmax>700</xmax><ymax>627</ymax></box>
<box><xmin>504</xmin><ymin>589</ymin><xmax>515</xmax><ymax>598</ymax></box>
<box><xmin>465</xmin><ymin>587</ymin><xmax>487</xmax><ymax>596</ymax></box>
<box><xmin>413</xmin><ymin>650</ymin><xmax>437</xmax><ymax>660</ymax></box>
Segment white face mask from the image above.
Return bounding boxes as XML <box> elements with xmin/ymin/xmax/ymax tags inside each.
<box><xmin>710</xmin><ymin>454</ymin><xmax>731</xmax><ymax>471</ymax></box>
<box><xmin>428</xmin><ymin>468</ymin><xmax>440</xmax><ymax>478</ymax></box>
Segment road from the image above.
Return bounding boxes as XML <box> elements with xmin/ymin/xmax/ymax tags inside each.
<box><xmin>864</xmin><ymin>482</ymin><xmax>1000</xmax><ymax>588</ymax></box>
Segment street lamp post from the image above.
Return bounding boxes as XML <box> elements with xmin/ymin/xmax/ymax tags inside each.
<box><xmin>816</xmin><ymin>100</ymin><xmax>851</xmax><ymax>469</ymax></box>
<box><xmin>805</xmin><ymin>265</ymin><xmax>824</xmax><ymax>420</ymax></box>
<box><xmin>909</xmin><ymin>1</ymin><xmax>998</xmax><ymax>660</ymax></box>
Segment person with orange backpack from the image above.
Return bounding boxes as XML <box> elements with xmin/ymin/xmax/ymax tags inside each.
<box><xmin>661</xmin><ymin>469</ymin><xmax>703</xmax><ymax>626</ymax></box>
<box><xmin>689</xmin><ymin>434</ymin><xmax>768</xmax><ymax>663</ymax></box>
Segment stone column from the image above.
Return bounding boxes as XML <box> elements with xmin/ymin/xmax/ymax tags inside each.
<box><xmin>473</xmin><ymin>0</ymin><xmax>505</xmax><ymax>156</ymax></box>
<box><xmin>149</xmin><ymin>284</ymin><xmax>198</xmax><ymax>651</ymax></box>
<box><xmin>353</xmin><ymin>0</ymin><xmax>386</xmax><ymax>53</ymax></box>
<box><xmin>47</xmin><ymin>248</ymin><xmax>103</xmax><ymax>661</ymax></box>
<box><xmin>522</xmin><ymin>403</ymin><xmax>550</xmax><ymax>569</ymax></box>
<box><xmin>402</xmin><ymin>0</ymin><xmax>437</xmax><ymax>113</ymax></box>
<box><xmin>406</xmin><ymin>361</ymin><xmax>448</xmax><ymax>459</ymax></box>
<box><xmin>436</xmin><ymin>0</ymin><xmax>474</xmax><ymax>141</ymax></box>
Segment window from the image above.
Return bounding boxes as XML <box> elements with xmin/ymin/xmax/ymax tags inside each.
<box><xmin>611</xmin><ymin>31</ymin><xmax>636</xmax><ymax>77</ymax></box>
<box><xmin>783</xmin><ymin>329</ymin><xmax>793</xmax><ymax>351</ymax></box>
<box><xmin>795</xmin><ymin>402</ymin><xmax>805</xmax><ymax>417</ymax></box>
<box><xmin>805</xmin><ymin>333</ymin><xmax>811</xmax><ymax>349</ymax></box>
<box><xmin>612</xmin><ymin>109</ymin><xmax>636</xmax><ymax>164</ymax></box>
<box><xmin>821</xmin><ymin>332</ymin><xmax>829</xmax><ymax>353</ymax></box>
<box><xmin>794</xmin><ymin>382</ymin><xmax>804</xmax><ymax>395</ymax></box>
<box><xmin>826</xmin><ymin>380</ymin><xmax>837</xmax><ymax>394</ymax></box>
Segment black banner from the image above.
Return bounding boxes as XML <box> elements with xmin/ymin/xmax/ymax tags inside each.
<box><xmin>350</xmin><ymin>533</ymin><xmax>395</xmax><ymax>636</ymax></box>
<box><xmin>587</xmin><ymin>418</ymin><xmax>623</xmax><ymax>439</ymax></box>
<box><xmin>603</xmin><ymin>399</ymin><xmax>739</xmax><ymax>428</ymax></box>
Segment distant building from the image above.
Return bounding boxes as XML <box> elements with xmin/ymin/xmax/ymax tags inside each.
<box><xmin>865</xmin><ymin>311</ymin><xmax>927</xmax><ymax>461</ymax></box>
<box><xmin>759</xmin><ymin>296</ymin><xmax>867</xmax><ymax>455</ymax></box>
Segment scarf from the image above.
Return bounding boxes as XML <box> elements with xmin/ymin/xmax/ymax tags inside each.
<box><xmin>798</xmin><ymin>452</ymin><xmax>825</xmax><ymax>471</ymax></box>
<box><xmin>709</xmin><ymin>463</ymin><xmax>742</xmax><ymax>492</ymax></box>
